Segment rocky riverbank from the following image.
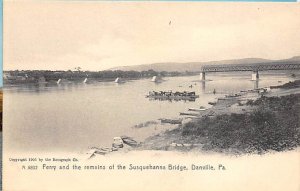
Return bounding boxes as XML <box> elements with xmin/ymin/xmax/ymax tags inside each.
<box><xmin>141</xmin><ymin>81</ymin><xmax>300</xmax><ymax>155</ymax></box>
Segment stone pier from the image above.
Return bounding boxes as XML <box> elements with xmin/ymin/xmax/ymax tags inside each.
<box><xmin>200</xmin><ymin>72</ymin><xmax>206</xmax><ymax>81</ymax></box>
<box><xmin>251</xmin><ymin>71</ymin><xmax>259</xmax><ymax>81</ymax></box>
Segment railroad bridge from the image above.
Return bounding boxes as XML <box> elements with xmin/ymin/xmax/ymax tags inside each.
<box><xmin>199</xmin><ymin>63</ymin><xmax>300</xmax><ymax>81</ymax></box>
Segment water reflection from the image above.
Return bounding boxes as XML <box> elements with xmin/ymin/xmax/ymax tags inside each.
<box><xmin>147</xmin><ymin>97</ymin><xmax>196</xmax><ymax>102</ymax></box>
<box><xmin>253</xmin><ymin>80</ymin><xmax>259</xmax><ymax>89</ymax></box>
<box><xmin>201</xmin><ymin>81</ymin><xmax>206</xmax><ymax>92</ymax></box>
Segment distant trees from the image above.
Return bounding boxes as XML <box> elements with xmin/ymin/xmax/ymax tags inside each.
<box><xmin>5</xmin><ymin>69</ymin><xmax>185</xmax><ymax>83</ymax></box>
<box><xmin>74</xmin><ymin>67</ymin><xmax>82</xmax><ymax>72</ymax></box>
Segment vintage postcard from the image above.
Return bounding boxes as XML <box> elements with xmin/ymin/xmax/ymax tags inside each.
<box><xmin>2</xmin><ymin>1</ymin><xmax>300</xmax><ymax>191</ymax></box>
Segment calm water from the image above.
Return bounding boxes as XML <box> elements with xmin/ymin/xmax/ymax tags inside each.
<box><xmin>4</xmin><ymin>72</ymin><xmax>295</xmax><ymax>152</ymax></box>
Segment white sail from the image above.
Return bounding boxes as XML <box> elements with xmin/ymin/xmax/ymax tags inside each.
<box><xmin>151</xmin><ymin>76</ymin><xmax>157</xmax><ymax>82</ymax></box>
<box><xmin>83</xmin><ymin>78</ymin><xmax>88</xmax><ymax>83</ymax></box>
<box><xmin>115</xmin><ymin>78</ymin><xmax>121</xmax><ymax>83</ymax></box>
<box><xmin>57</xmin><ymin>79</ymin><xmax>61</xmax><ymax>84</ymax></box>
<box><xmin>151</xmin><ymin>76</ymin><xmax>162</xmax><ymax>82</ymax></box>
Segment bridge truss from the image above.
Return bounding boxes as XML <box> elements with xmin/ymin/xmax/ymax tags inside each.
<box><xmin>200</xmin><ymin>63</ymin><xmax>300</xmax><ymax>72</ymax></box>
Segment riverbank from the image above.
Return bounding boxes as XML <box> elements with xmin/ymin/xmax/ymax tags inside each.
<box><xmin>3</xmin><ymin>69</ymin><xmax>192</xmax><ymax>86</ymax></box>
<box><xmin>142</xmin><ymin>81</ymin><xmax>300</xmax><ymax>155</ymax></box>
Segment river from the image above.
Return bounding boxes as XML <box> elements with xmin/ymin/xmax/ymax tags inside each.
<box><xmin>3</xmin><ymin>71</ymin><xmax>295</xmax><ymax>152</ymax></box>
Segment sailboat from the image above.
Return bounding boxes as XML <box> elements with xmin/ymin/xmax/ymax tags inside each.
<box><xmin>151</xmin><ymin>76</ymin><xmax>162</xmax><ymax>83</ymax></box>
<box><xmin>83</xmin><ymin>78</ymin><xmax>88</xmax><ymax>83</ymax></box>
<box><xmin>114</xmin><ymin>77</ymin><xmax>125</xmax><ymax>83</ymax></box>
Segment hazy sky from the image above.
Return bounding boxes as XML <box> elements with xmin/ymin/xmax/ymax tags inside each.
<box><xmin>4</xmin><ymin>1</ymin><xmax>300</xmax><ymax>71</ymax></box>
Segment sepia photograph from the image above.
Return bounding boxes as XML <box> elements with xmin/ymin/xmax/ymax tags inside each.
<box><xmin>2</xmin><ymin>1</ymin><xmax>300</xmax><ymax>191</ymax></box>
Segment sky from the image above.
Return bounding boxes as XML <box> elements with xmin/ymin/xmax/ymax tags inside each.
<box><xmin>3</xmin><ymin>1</ymin><xmax>300</xmax><ymax>71</ymax></box>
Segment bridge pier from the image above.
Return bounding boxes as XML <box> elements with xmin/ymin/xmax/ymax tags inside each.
<box><xmin>251</xmin><ymin>71</ymin><xmax>259</xmax><ymax>81</ymax></box>
<box><xmin>200</xmin><ymin>72</ymin><xmax>206</xmax><ymax>81</ymax></box>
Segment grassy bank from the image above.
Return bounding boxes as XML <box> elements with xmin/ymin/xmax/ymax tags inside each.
<box><xmin>183</xmin><ymin>94</ymin><xmax>300</xmax><ymax>154</ymax></box>
<box><xmin>270</xmin><ymin>79</ymin><xmax>300</xmax><ymax>89</ymax></box>
<box><xmin>146</xmin><ymin>93</ymin><xmax>300</xmax><ymax>155</ymax></box>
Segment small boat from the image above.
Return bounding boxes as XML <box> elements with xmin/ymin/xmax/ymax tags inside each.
<box><xmin>83</xmin><ymin>78</ymin><xmax>88</xmax><ymax>83</ymax></box>
<box><xmin>88</xmin><ymin>147</ymin><xmax>112</xmax><ymax>158</ymax></box>
<box><xmin>179</xmin><ymin>112</ymin><xmax>198</xmax><ymax>116</ymax></box>
<box><xmin>188</xmin><ymin>108</ymin><xmax>206</xmax><ymax>112</ymax></box>
<box><xmin>94</xmin><ymin>147</ymin><xmax>111</xmax><ymax>155</ymax></box>
<box><xmin>159</xmin><ymin>118</ymin><xmax>182</xmax><ymax>124</ymax></box>
<box><xmin>208</xmin><ymin>101</ymin><xmax>216</xmax><ymax>105</ymax></box>
<box><xmin>225</xmin><ymin>94</ymin><xmax>241</xmax><ymax>98</ymax></box>
<box><xmin>121</xmin><ymin>136</ymin><xmax>139</xmax><ymax>147</ymax></box>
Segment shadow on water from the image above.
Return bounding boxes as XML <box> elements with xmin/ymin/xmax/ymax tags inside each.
<box><xmin>201</xmin><ymin>81</ymin><xmax>206</xmax><ymax>92</ymax></box>
<box><xmin>253</xmin><ymin>80</ymin><xmax>259</xmax><ymax>89</ymax></box>
<box><xmin>147</xmin><ymin>97</ymin><xmax>196</xmax><ymax>102</ymax></box>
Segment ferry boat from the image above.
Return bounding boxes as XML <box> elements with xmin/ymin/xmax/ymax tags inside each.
<box><xmin>146</xmin><ymin>91</ymin><xmax>199</xmax><ymax>100</ymax></box>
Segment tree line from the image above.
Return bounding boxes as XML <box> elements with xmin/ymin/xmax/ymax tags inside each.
<box><xmin>5</xmin><ymin>69</ymin><xmax>197</xmax><ymax>82</ymax></box>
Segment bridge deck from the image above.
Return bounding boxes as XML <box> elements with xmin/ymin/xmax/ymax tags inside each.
<box><xmin>200</xmin><ymin>63</ymin><xmax>300</xmax><ymax>72</ymax></box>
